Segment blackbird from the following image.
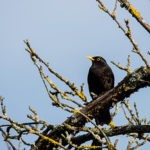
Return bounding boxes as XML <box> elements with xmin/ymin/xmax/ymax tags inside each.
<box><xmin>87</xmin><ymin>56</ymin><xmax>114</xmax><ymax>126</ymax></box>
<box><xmin>87</xmin><ymin>56</ymin><xmax>115</xmax><ymax>149</ymax></box>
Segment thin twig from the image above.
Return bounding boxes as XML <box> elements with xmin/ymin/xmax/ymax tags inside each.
<box><xmin>24</xmin><ymin>40</ymin><xmax>87</xmax><ymax>102</ymax></box>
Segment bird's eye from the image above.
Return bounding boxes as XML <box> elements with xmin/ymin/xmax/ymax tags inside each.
<box><xmin>97</xmin><ymin>58</ymin><xmax>101</xmax><ymax>61</ymax></box>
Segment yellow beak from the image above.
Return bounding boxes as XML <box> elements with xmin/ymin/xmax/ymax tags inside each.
<box><xmin>87</xmin><ymin>56</ymin><xmax>94</xmax><ymax>61</ymax></box>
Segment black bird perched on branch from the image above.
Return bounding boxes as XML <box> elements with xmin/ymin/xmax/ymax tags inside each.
<box><xmin>87</xmin><ymin>56</ymin><xmax>115</xmax><ymax>149</ymax></box>
<box><xmin>87</xmin><ymin>56</ymin><xmax>115</xmax><ymax>126</ymax></box>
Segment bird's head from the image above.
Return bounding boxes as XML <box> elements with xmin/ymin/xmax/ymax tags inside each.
<box><xmin>87</xmin><ymin>56</ymin><xmax>107</xmax><ymax>65</ymax></box>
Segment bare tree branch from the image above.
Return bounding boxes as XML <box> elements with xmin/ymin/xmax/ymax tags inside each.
<box><xmin>118</xmin><ymin>0</ymin><xmax>150</xmax><ymax>33</ymax></box>
<box><xmin>71</xmin><ymin>125</ymin><xmax>150</xmax><ymax>145</ymax></box>
<box><xmin>34</xmin><ymin>66</ymin><xmax>150</xmax><ymax>149</ymax></box>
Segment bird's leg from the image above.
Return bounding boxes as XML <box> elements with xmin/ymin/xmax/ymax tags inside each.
<box><xmin>91</xmin><ymin>92</ymin><xmax>98</xmax><ymax>100</ymax></box>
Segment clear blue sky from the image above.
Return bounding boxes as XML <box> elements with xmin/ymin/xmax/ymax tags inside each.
<box><xmin>0</xmin><ymin>0</ymin><xmax>150</xmax><ymax>149</ymax></box>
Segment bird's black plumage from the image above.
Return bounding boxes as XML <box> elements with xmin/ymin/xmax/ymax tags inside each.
<box><xmin>87</xmin><ymin>56</ymin><xmax>114</xmax><ymax>125</ymax></box>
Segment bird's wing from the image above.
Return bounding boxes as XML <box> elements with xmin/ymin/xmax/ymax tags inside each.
<box><xmin>102</xmin><ymin>67</ymin><xmax>114</xmax><ymax>90</ymax></box>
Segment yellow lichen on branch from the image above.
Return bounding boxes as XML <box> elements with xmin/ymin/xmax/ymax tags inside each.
<box><xmin>128</xmin><ymin>4</ymin><xmax>141</xmax><ymax>18</ymax></box>
<box><xmin>40</xmin><ymin>135</ymin><xmax>59</xmax><ymax>145</ymax></box>
<box><xmin>74</xmin><ymin>89</ymin><xmax>87</xmax><ymax>102</ymax></box>
<box><xmin>78</xmin><ymin>145</ymin><xmax>102</xmax><ymax>149</ymax></box>
<box><xmin>45</xmin><ymin>76</ymin><xmax>57</xmax><ymax>90</ymax></box>
<box><xmin>29</xmin><ymin>129</ymin><xmax>59</xmax><ymax>145</ymax></box>
<box><xmin>73</xmin><ymin>109</ymin><xmax>80</xmax><ymax>114</ymax></box>
<box><xmin>98</xmin><ymin>5</ymin><xmax>107</xmax><ymax>12</ymax></box>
